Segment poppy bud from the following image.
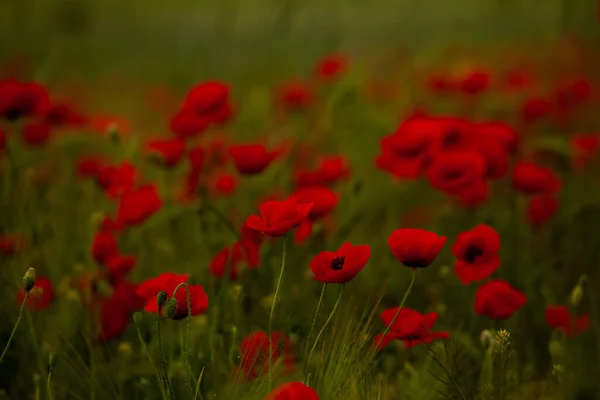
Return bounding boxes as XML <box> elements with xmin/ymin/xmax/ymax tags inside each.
<box><xmin>48</xmin><ymin>352</ymin><xmax>59</xmax><ymax>371</ymax></box>
<box><xmin>133</xmin><ymin>312</ymin><xmax>143</xmax><ymax>325</ymax></box>
<box><xmin>22</xmin><ymin>267</ymin><xmax>36</xmax><ymax>292</ymax></box>
<box><xmin>156</xmin><ymin>291</ymin><xmax>168</xmax><ymax>309</ymax></box>
<box><xmin>161</xmin><ymin>297</ymin><xmax>179</xmax><ymax>319</ymax></box>
<box><xmin>569</xmin><ymin>275</ymin><xmax>586</xmax><ymax>307</ymax></box>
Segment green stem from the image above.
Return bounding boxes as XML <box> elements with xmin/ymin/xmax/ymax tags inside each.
<box><xmin>304</xmin><ymin>283</ymin><xmax>327</xmax><ymax>362</ymax></box>
<box><xmin>134</xmin><ymin>324</ymin><xmax>167</xmax><ymax>400</ymax></box>
<box><xmin>46</xmin><ymin>371</ymin><xmax>53</xmax><ymax>400</ymax></box>
<box><xmin>307</xmin><ymin>284</ymin><xmax>345</xmax><ymax>365</ymax></box>
<box><xmin>268</xmin><ymin>234</ymin><xmax>287</xmax><ymax>391</ymax></box>
<box><xmin>375</xmin><ymin>269</ymin><xmax>417</xmax><ymax>351</ymax></box>
<box><xmin>172</xmin><ymin>283</ymin><xmax>194</xmax><ymax>396</ymax></box>
<box><xmin>157</xmin><ymin>315</ymin><xmax>175</xmax><ymax>399</ymax></box>
<box><xmin>0</xmin><ymin>291</ymin><xmax>28</xmax><ymax>364</ymax></box>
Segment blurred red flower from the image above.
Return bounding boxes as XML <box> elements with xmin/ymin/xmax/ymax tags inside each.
<box><xmin>235</xmin><ymin>330</ymin><xmax>294</xmax><ymax>382</ymax></box>
<box><xmin>170</xmin><ymin>110</ymin><xmax>209</xmax><ymax>138</ymax></box>
<box><xmin>76</xmin><ymin>155</ymin><xmax>105</xmax><ymax>179</ymax></box>
<box><xmin>375</xmin><ymin>307</ymin><xmax>449</xmax><ymax>350</ymax></box>
<box><xmin>388</xmin><ymin>228</ymin><xmax>446</xmax><ymax>268</ymax></box>
<box><xmin>96</xmin><ymin>162</ymin><xmax>136</xmax><ymax>199</ymax></box>
<box><xmin>21</xmin><ymin>121</ymin><xmax>52</xmax><ymax>146</ymax></box>
<box><xmin>229</xmin><ymin>144</ymin><xmax>279</xmax><ymax>175</ymax></box>
<box><xmin>146</xmin><ymin>137</ymin><xmax>186</xmax><ymax>167</ymax></box>
<box><xmin>314</xmin><ymin>53</ymin><xmax>348</xmax><ymax>81</ymax></box>
<box><xmin>309</xmin><ymin>242</ymin><xmax>370</xmax><ymax>284</ymax></box>
<box><xmin>277</xmin><ymin>81</ymin><xmax>313</xmax><ymax>111</ymax></box>
<box><xmin>460</xmin><ymin>70</ymin><xmax>491</xmax><ymax>96</ymax></box>
<box><xmin>181</xmin><ymin>80</ymin><xmax>233</xmax><ymax>126</ymax></box>
<box><xmin>452</xmin><ymin>224</ymin><xmax>501</xmax><ymax>285</ymax></box>
<box><xmin>104</xmin><ymin>254</ymin><xmax>137</xmax><ymax>280</ymax></box>
<box><xmin>91</xmin><ymin>231</ymin><xmax>119</xmax><ymax>265</ymax></box>
<box><xmin>292</xmin><ymin>186</ymin><xmax>338</xmax><ymax>221</ymax></box>
<box><xmin>545</xmin><ymin>305</ymin><xmax>590</xmax><ymax>338</ymax></box>
<box><xmin>265</xmin><ymin>382</ymin><xmax>319</xmax><ymax>400</ymax></box>
<box><xmin>527</xmin><ymin>195</ymin><xmax>559</xmax><ymax>227</ymax></box>
<box><xmin>17</xmin><ymin>276</ymin><xmax>54</xmax><ymax>311</ymax></box>
<box><xmin>117</xmin><ymin>184</ymin><xmax>162</xmax><ymax>226</ymax></box>
<box><xmin>0</xmin><ymin>79</ymin><xmax>50</xmax><ymax>121</ymax></box>
<box><xmin>474</xmin><ymin>279</ymin><xmax>527</xmax><ymax>320</ymax></box>
<box><xmin>43</xmin><ymin>102</ymin><xmax>87</xmax><ymax>128</ymax></box>
<box><xmin>212</xmin><ymin>172</ymin><xmax>238</xmax><ymax>196</ymax></box>
<box><xmin>512</xmin><ymin>162</ymin><xmax>561</xmax><ymax>196</ymax></box>
<box><xmin>427</xmin><ymin>151</ymin><xmax>487</xmax><ymax>195</ymax></box>
<box><xmin>571</xmin><ymin>134</ymin><xmax>599</xmax><ymax>170</ymax></box>
<box><xmin>246</xmin><ymin>198</ymin><xmax>313</xmax><ymax>237</ymax></box>
<box><xmin>98</xmin><ymin>280</ymin><xmax>145</xmax><ymax>342</ymax></box>
<box><xmin>521</xmin><ymin>97</ymin><xmax>553</xmax><ymax>124</ymax></box>
<box><xmin>0</xmin><ymin>233</ymin><xmax>27</xmax><ymax>256</ymax></box>
<box><xmin>294</xmin><ymin>155</ymin><xmax>350</xmax><ymax>187</ymax></box>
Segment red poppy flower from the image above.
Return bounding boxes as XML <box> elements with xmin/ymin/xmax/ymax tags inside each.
<box><xmin>146</xmin><ymin>138</ymin><xmax>186</xmax><ymax>167</ymax></box>
<box><xmin>76</xmin><ymin>156</ymin><xmax>105</xmax><ymax>179</ymax></box>
<box><xmin>96</xmin><ymin>162</ymin><xmax>136</xmax><ymax>199</ymax></box>
<box><xmin>277</xmin><ymin>81</ymin><xmax>313</xmax><ymax>111</ymax></box>
<box><xmin>229</xmin><ymin>144</ymin><xmax>279</xmax><ymax>175</ymax></box>
<box><xmin>473</xmin><ymin>122</ymin><xmax>519</xmax><ymax>154</ymax></box>
<box><xmin>293</xmin><ymin>220</ymin><xmax>314</xmax><ymax>245</ymax></box>
<box><xmin>0</xmin><ymin>79</ymin><xmax>50</xmax><ymax>121</ymax></box>
<box><xmin>527</xmin><ymin>195</ymin><xmax>559</xmax><ymax>227</ymax></box>
<box><xmin>521</xmin><ymin>97</ymin><xmax>553</xmax><ymax>124</ymax></box>
<box><xmin>454</xmin><ymin>180</ymin><xmax>489</xmax><ymax>209</ymax></box>
<box><xmin>545</xmin><ymin>305</ymin><xmax>590</xmax><ymax>338</ymax></box>
<box><xmin>105</xmin><ymin>254</ymin><xmax>137</xmax><ymax>278</ymax></box>
<box><xmin>98</xmin><ymin>280</ymin><xmax>145</xmax><ymax>342</ymax></box>
<box><xmin>314</xmin><ymin>53</ymin><xmax>348</xmax><ymax>81</ymax></box>
<box><xmin>21</xmin><ymin>121</ymin><xmax>52</xmax><ymax>146</ymax></box>
<box><xmin>375</xmin><ymin>307</ymin><xmax>449</xmax><ymax>350</ymax></box>
<box><xmin>246</xmin><ymin>198</ymin><xmax>313</xmax><ymax>237</ymax></box>
<box><xmin>571</xmin><ymin>134</ymin><xmax>599</xmax><ymax>170</ymax></box>
<box><xmin>117</xmin><ymin>184</ymin><xmax>162</xmax><ymax>226</ymax></box>
<box><xmin>427</xmin><ymin>151</ymin><xmax>487</xmax><ymax>195</ymax></box>
<box><xmin>309</xmin><ymin>242</ymin><xmax>370</xmax><ymax>284</ymax></box>
<box><xmin>452</xmin><ymin>224</ymin><xmax>501</xmax><ymax>285</ymax></box>
<box><xmin>210</xmin><ymin>240</ymin><xmax>260</xmax><ymax>280</ymax></box>
<box><xmin>181</xmin><ymin>81</ymin><xmax>233</xmax><ymax>125</ymax></box>
<box><xmin>292</xmin><ymin>186</ymin><xmax>338</xmax><ymax>221</ymax></box>
<box><xmin>235</xmin><ymin>330</ymin><xmax>294</xmax><ymax>382</ymax></box>
<box><xmin>0</xmin><ymin>234</ymin><xmax>27</xmax><ymax>256</ymax></box>
<box><xmin>170</xmin><ymin>110</ymin><xmax>209</xmax><ymax>138</ymax></box>
<box><xmin>388</xmin><ymin>228</ymin><xmax>446</xmax><ymax>268</ymax></box>
<box><xmin>294</xmin><ymin>155</ymin><xmax>350</xmax><ymax>187</ymax></box>
<box><xmin>136</xmin><ymin>272</ymin><xmax>208</xmax><ymax>320</ymax></box>
<box><xmin>512</xmin><ymin>162</ymin><xmax>561</xmax><ymax>196</ymax></box>
<box><xmin>212</xmin><ymin>172</ymin><xmax>238</xmax><ymax>196</ymax></box>
<box><xmin>459</xmin><ymin>70</ymin><xmax>491</xmax><ymax>95</ymax></box>
<box><xmin>91</xmin><ymin>231</ymin><xmax>119</xmax><ymax>265</ymax></box>
<box><xmin>474</xmin><ymin>279</ymin><xmax>527</xmax><ymax>320</ymax></box>
<box><xmin>265</xmin><ymin>382</ymin><xmax>319</xmax><ymax>400</ymax></box>
<box><xmin>17</xmin><ymin>276</ymin><xmax>54</xmax><ymax>311</ymax></box>
<box><xmin>43</xmin><ymin>102</ymin><xmax>87</xmax><ymax>128</ymax></box>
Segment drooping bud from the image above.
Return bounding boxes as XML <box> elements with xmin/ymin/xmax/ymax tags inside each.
<box><xmin>480</xmin><ymin>329</ymin><xmax>494</xmax><ymax>349</ymax></box>
<box><xmin>156</xmin><ymin>291</ymin><xmax>168</xmax><ymax>310</ymax></box>
<box><xmin>569</xmin><ymin>275</ymin><xmax>586</xmax><ymax>307</ymax></box>
<box><xmin>161</xmin><ymin>297</ymin><xmax>179</xmax><ymax>319</ymax></box>
<box><xmin>22</xmin><ymin>268</ymin><xmax>36</xmax><ymax>292</ymax></box>
<box><xmin>48</xmin><ymin>352</ymin><xmax>59</xmax><ymax>371</ymax></box>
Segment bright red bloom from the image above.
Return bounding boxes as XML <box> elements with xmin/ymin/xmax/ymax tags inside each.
<box><xmin>512</xmin><ymin>162</ymin><xmax>561</xmax><ymax>196</ymax></box>
<box><xmin>452</xmin><ymin>224</ymin><xmax>501</xmax><ymax>285</ymax></box>
<box><xmin>309</xmin><ymin>242</ymin><xmax>370</xmax><ymax>284</ymax></box>
<box><xmin>427</xmin><ymin>151</ymin><xmax>487</xmax><ymax>195</ymax></box>
<box><xmin>136</xmin><ymin>272</ymin><xmax>208</xmax><ymax>320</ymax></box>
<box><xmin>17</xmin><ymin>276</ymin><xmax>54</xmax><ymax>311</ymax></box>
<box><xmin>294</xmin><ymin>155</ymin><xmax>350</xmax><ymax>187</ymax></box>
<box><xmin>21</xmin><ymin>121</ymin><xmax>52</xmax><ymax>146</ymax></box>
<box><xmin>292</xmin><ymin>186</ymin><xmax>338</xmax><ymax>221</ymax></box>
<box><xmin>98</xmin><ymin>280</ymin><xmax>145</xmax><ymax>342</ymax></box>
<box><xmin>91</xmin><ymin>231</ymin><xmax>119</xmax><ymax>265</ymax></box>
<box><xmin>314</xmin><ymin>53</ymin><xmax>347</xmax><ymax>81</ymax></box>
<box><xmin>388</xmin><ymin>228</ymin><xmax>446</xmax><ymax>268</ymax></box>
<box><xmin>545</xmin><ymin>305</ymin><xmax>590</xmax><ymax>338</ymax></box>
<box><xmin>170</xmin><ymin>110</ymin><xmax>209</xmax><ymax>138</ymax></box>
<box><xmin>278</xmin><ymin>81</ymin><xmax>313</xmax><ymax>111</ymax></box>
<box><xmin>181</xmin><ymin>81</ymin><xmax>233</xmax><ymax>125</ymax></box>
<box><xmin>521</xmin><ymin>97</ymin><xmax>553</xmax><ymax>124</ymax></box>
<box><xmin>0</xmin><ymin>79</ymin><xmax>50</xmax><ymax>121</ymax></box>
<box><xmin>460</xmin><ymin>70</ymin><xmax>490</xmax><ymax>95</ymax></box>
<box><xmin>236</xmin><ymin>330</ymin><xmax>294</xmax><ymax>382</ymax></box>
<box><xmin>146</xmin><ymin>138</ymin><xmax>186</xmax><ymax>167</ymax></box>
<box><xmin>265</xmin><ymin>382</ymin><xmax>319</xmax><ymax>400</ymax></box>
<box><xmin>527</xmin><ymin>195</ymin><xmax>559</xmax><ymax>227</ymax></box>
<box><xmin>375</xmin><ymin>307</ymin><xmax>449</xmax><ymax>350</ymax></box>
<box><xmin>117</xmin><ymin>184</ymin><xmax>162</xmax><ymax>226</ymax></box>
<box><xmin>571</xmin><ymin>134</ymin><xmax>599</xmax><ymax>170</ymax></box>
<box><xmin>96</xmin><ymin>162</ymin><xmax>136</xmax><ymax>198</ymax></box>
<box><xmin>246</xmin><ymin>198</ymin><xmax>313</xmax><ymax>237</ymax></box>
<box><xmin>0</xmin><ymin>234</ymin><xmax>26</xmax><ymax>256</ymax></box>
<box><xmin>229</xmin><ymin>144</ymin><xmax>279</xmax><ymax>175</ymax></box>
<box><xmin>474</xmin><ymin>279</ymin><xmax>527</xmax><ymax>320</ymax></box>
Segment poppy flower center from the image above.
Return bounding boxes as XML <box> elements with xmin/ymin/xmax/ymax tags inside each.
<box><xmin>464</xmin><ymin>245</ymin><xmax>483</xmax><ymax>263</ymax></box>
<box><xmin>330</xmin><ymin>256</ymin><xmax>346</xmax><ymax>271</ymax></box>
<box><xmin>442</xmin><ymin>128</ymin><xmax>462</xmax><ymax>148</ymax></box>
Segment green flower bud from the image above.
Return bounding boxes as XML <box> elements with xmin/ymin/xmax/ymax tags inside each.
<box><xmin>161</xmin><ymin>297</ymin><xmax>179</xmax><ymax>319</ymax></box>
<box><xmin>48</xmin><ymin>352</ymin><xmax>59</xmax><ymax>371</ymax></box>
<box><xmin>22</xmin><ymin>268</ymin><xmax>36</xmax><ymax>292</ymax></box>
<box><xmin>132</xmin><ymin>312</ymin><xmax>144</xmax><ymax>326</ymax></box>
<box><xmin>156</xmin><ymin>291</ymin><xmax>168</xmax><ymax>310</ymax></box>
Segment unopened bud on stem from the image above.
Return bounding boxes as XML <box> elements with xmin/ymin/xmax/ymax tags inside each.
<box><xmin>22</xmin><ymin>268</ymin><xmax>36</xmax><ymax>292</ymax></box>
<box><xmin>161</xmin><ymin>297</ymin><xmax>179</xmax><ymax>319</ymax></box>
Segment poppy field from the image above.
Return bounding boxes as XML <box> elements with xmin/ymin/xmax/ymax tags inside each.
<box><xmin>2</xmin><ymin>1</ymin><xmax>600</xmax><ymax>399</ymax></box>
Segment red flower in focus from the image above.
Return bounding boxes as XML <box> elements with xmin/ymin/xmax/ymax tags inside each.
<box><xmin>98</xmin><ymin>280</ymin><xmax>145</xmax><ymax>342</ymax></box>
<box><xmin>136</xmin><ymin>272</ymin><xmax>208</xmax><ymax>320</ymax></box>
<box><xmin>117</xmin><ymin>184</ymin><xmax>162</xmax><ymax>226</ymax></box>
<box><xmin>146</xmin><ymin>138</ymin><xmax>186</xmax><ymax>167</ymax></box>
<box><xmin>512</xmin><ymin>162</ymin><xmax>561</xmax><ymax>196</ymax></box>
<box><xmin>265</xmin><ymin>382</ymin><xmax>319</xmax><ymax>400</ymax></box>
<box><xmin>388</xmin><ymin>228</ymin><xmax>446</xmax><ymax>268</ymax></box>
<box><xmin>91</xmin><ymin>231</ymin><xmax>119</xmax><ymax>265</ymax></box>
<box><xmin>460</xmin><ymin>70</ymin><xmax>490</xmax><ymax>96</ymax></box>
<box><xmin>96</xmin><ymin>162</ymin><xmax>136</xmax><ymax>198</ymax></box>
<box><xmin>374</xmin><ymin>307</ymin><xmax>449</xmax><ymax>350</ymax></box>
<box><xmin>76</xmin><ymin>156</ymin><xmax>105</xmax><ymax>179</ymax></box>
<box><xmin>21</xmin><ymin>121</ymin><xmax>52</xmax><ymax>146</ymax></box>
<box><xmin>294</xmin><ymin>155</ymin><xmax>350</xmax><ymax>187</ymax></box>
<box><xmin>292</xmin><ymin>186</ymin><xmax>338</xmax><ymax>221</ymax></box>
<box><xmin>170</xmin><ymin>110</ymin><xmax>209</xmax><ymax>138</ymax></box>
<box><xmin>0</xmin><ymin>79</ymin><xmax>50</xmax><ymax>121</ymax></box>
<box><xmin>181</xmin><ymin>81</ymin><xmax>233</xmax><ymax>126</ymax></box>
<box><xmin>571</xmin><ymin>134</ymin><xmax>599</xmax><ymax>170</ymax></box>
<box><xmin>474</xmin><ymin>279</ymin><xmax>527</xmax><ymax>320</ymax></box>
<box><xmin>0</xmin><ymin>234</ymin><xmax>27</xmax><ymax>256</ymax></box>
<box><xmin>17</xmin><ymin>276</ymin><xmax>54</xmax><ymax>311</ymax></box>
<box><xmin>246</xmin><ymin>198</ymin><xmax>313</xmax><ymax>237</ymax></box>
<box><xmin>278</xmin><ymin>81</ymin><xmax>313</xmax><ymax>111</ymax></box>
<box><xmin>452</xmin><ymin>224</ymin><xmax>501</xmax><ymax>285</ymax></box>
<box><xmin>236</xmin><ymin>330</ymin><xmax>294</xmax><ymax>382</ymax></box>
<box><xmin>545</xmin><ymin>305</ymin><xmax>590</xmax><ymax>338</ymax></box>
<box><xmin>427</xmin><ymin>151</ymin><xmax>486</xmax><ymax>195</ymax></box>
<box><xmin>229</xmin><ymin>144</ymin><xmax>279</xmax><ymax>175</ymax></box>
<box><xmin>309</xmin><ymin>242</ymin><xmax>370</xmax><ymax>284</ymax></box>
<box><xmin>521</xmin><ymin>97</ymin><xmax>553</xmax><ymax>124</ymax></box>
<box><xmin>314</xmin><ymin>53</ymin><xmax>347</xmax><ymax>81</ymax></box>
<box><xmin>527</xmin><ymin>195</ymin><xmax>559</xmax><ymax>227</ymax></box>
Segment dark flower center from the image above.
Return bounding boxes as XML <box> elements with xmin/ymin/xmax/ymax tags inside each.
<box><xmin>464</xmin><ymin>245</ymin><xmax>483</xmax><ymax>263</ymax></box>
<box><xmin>442</xmin><ymin>128</ymin><xmax>462</xmax><ymax>148</ymax></box>
<box><xmin>330</xmin><ymin>256</ymin><xmax>346</xmax><ymax>271</ymax></box>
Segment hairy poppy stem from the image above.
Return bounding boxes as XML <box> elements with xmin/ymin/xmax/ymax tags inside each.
<box><xmin>0</xmin><ymin>291</ymin><xmax>28</xmax><ymax>364</ymax></box>
<box><xmin>375</xmin><ymin>269</ymin><xmax>417</xmax><ymax>351</ymax></box>
<box><xmin>268</xmin><ymin>234</ymin><xmax>288</xmax><ymax>391</ymax></box>
<box><xmin>304</xmin><ymin>283</ymin><xmax>327</xmax><ymax>363</ymax></box>
<box><xmin>157</xmin><ymin>315</ymin><xmax>175</xmax><ymax>399</ymax></box>
<box><xmin>172</xmin><ymin>283</ymin><xmax>194</xmax><ymax>396</ymax></box>
<box><xmin>307</xmin><ymin>284</ymin><xmax>345</xmax><ymax>365</ymax></box>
